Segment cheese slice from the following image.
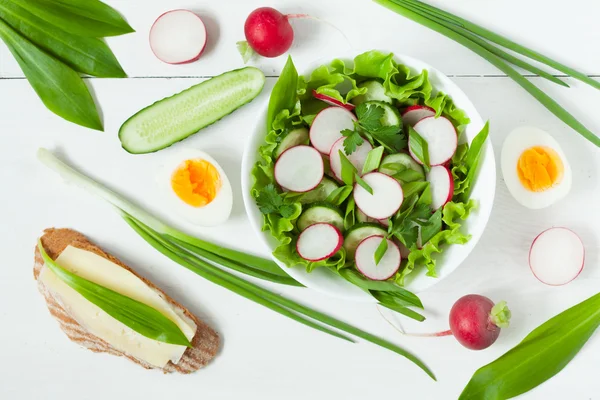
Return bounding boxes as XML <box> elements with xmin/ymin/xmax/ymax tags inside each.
<box><xmin>38</xmin><ymin>245</ymin><xmax>197</xmax><ymax>368</ymax></box>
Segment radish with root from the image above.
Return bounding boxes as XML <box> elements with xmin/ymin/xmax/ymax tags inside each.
<box><xmin>150</xmin><ymin>10</ymin><xmax>208</xmax><ymax>64</ymax></box>
<box><xmin>383</xmin><ymin>294</ymin><xmax>511</xmax><ymax>350</ymax></box>
<box><xmin>529</xmin><ymin>227</ymin><xmax>585</xmax><ymax>286</ymax></box>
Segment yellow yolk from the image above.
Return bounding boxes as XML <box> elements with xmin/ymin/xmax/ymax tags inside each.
<box><xmin>517</xmin><ymin>146</ymin><xmax>564</xmax><ymax>192</ymax></box>
<box><xmin>170</xmin><ymin>159</ymin><xmax>221</xmax><ymax>207</ymax></box>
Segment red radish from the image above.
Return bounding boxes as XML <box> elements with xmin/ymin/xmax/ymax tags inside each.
<box><xmin>244</xmin><ymin>7</ymin><xmax>294</xmax><ymax>57</ymax></box>
<box><xmin>354</xmin><ymin>172</ymin><xmax>403</xmax><ymax>220</ymax></box>
<box><xmin>402</xmin><ymin>105</ymin><xmax>435</xmax><ymax>127</ymax></box>
<box><xmin>411</xmin><ymin>116</ymin><xmax>458</xmax><ymax>166</ymax></box>
<box><xmin>310</xmin><ymin>107</ymin><xmax>357</xmax><ymax>154</ymax></box>
<box><xmin>395</xmin><ymin>295</ymin><xmax>511</xmax><ymax>351</ymax></box>
<box><xmin>313</xmin><ymin>90</ymin><xmax>355</xmax><ymax>111</ymax></box>
<box><xmin>427</xmin><ymin>165</ymin><xmax>454</xmax><ymax>210</ymax></box>
<box><xmin>529</xmin><ymin>227</ymin><xmax>585</xmax><ymax>286</ymax></box>
<box><xmin>274</xmin><ymin>145</ymin><xmax>323</xmax><ymax>192</ymax></box>
<box><xmin>296</xmin><ymin>223</ymin><xmax>343</xmax><ymax>261</ymax></box>
<box><xmin>329</xmin><ymin>137</ymin><xmax>372</xmax><ymax>181</ymax></box>
<box><xmin>150</xmin><ymin>10</ymin><xmax>207</xmax><ymax>64</ymax></box>
<box><xmin>355</xmin><ymin>236</ymin><xmax>401</xmax><ymax>280</ymax></box>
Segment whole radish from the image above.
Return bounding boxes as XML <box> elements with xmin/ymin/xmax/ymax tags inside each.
<box><xmin>244</xmin><ymin>7</ymin><xmax>295</xmax><ymax>57</ymax></box>
<box><xmin>385</xmin><ymin>294</ymin><xmax>511</xmax><ymax>350</ymax></box>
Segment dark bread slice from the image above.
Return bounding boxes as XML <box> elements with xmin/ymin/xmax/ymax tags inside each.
<box><xmin>34</xmin><ymin>228</ymin><xmax>219</xmax><ymax>373</ymax></box>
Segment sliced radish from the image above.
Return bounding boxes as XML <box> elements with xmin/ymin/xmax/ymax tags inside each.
<box><xmin>313</xmin><ymin>90</ymin><xmax>356</xmax><ymax>111</ymax></box>
<box><xmin>355</xmin><ymin>236</ymin><xmax>401</xmax><ymax>280</ymax></box>
<box><xmin>354</xmin><ymin>172</ymin><xmax>403</xmax><ymax>220</ymax></box>
<box><xmin>411</xmin><ymin>116</ymin><xmax>457</xmax><ymax>166</ymax></box>
<box><xmin>529</xmin><ymin>227</ymin><xmax>585</xmax><ymax>286</ymax></box>
<box><xmin>275</xmin><ymin>145</ymin><xmax>323</xmax><ymax>192</ymax></box>
<box><xmin>378</xmin><ymin>218</ymin><xmax>390</xmax><ymax>227</ymax></box>
<box><xmin>296</xmin><ymin>223</ymin><xmax>343</xmax><ymax>262</ymax></box>
<box><xmin>310</xmin><ymin>107</ymin><xmax>357</xmax><ymax>154</ymax></box>
<box><xmin>402</xmin><ymin>105</ymin><xmax>435</xmax><ymax>127</ymax></box>
<box><xmin>150</xmin><ymin>10</ymin><xmax>208</xmax><ymax>64</ymax></box>
<box><xmin>427</xmin><ymin>165</ymin><xmax>454</xmax><ymax>210</ymax></box>
<box><xmin>329</xmin><ymin>137</ymin><xmax>372</xmax><ymax>181</ymax></box>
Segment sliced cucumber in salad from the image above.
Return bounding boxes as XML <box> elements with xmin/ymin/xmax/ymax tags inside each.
<box><xmin>343</xmin><ymin>223</ymin><xmax>388</xmax><ymax>260</ymax></box>
<box><xmin>275</xmin><ymin>127</ymin><xmax>309</xmax><ymax>158</ymax></box>
<box><xmin>297</xmin><ymin>202</ymin><xmax>344</xmax><ymax>232</ymax></box>
<box><xmin>363</xmin><ymin>100</ymin><xmax>402</xmax><ymax>127</ymax></box>
<box><xmin>352</xmin><ymin>80</ymin><xmax>393</xmax><ymax>105</ymax></box>
<box><xmin>298</xmin><ymin>176</ymin><xmax>340</xmax><ymax>204</ymax></box>
<box><xmin>379</xmin><ymin>153</ymin><xmax>425</xmax><ymax>178</ymax></box>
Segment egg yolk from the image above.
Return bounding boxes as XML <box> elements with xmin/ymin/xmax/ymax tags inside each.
<box><xmin>171</xmin><ymin>159</ymin><xmax>221</xmax><ymax>207</ymax></box>
<box><xmin>517</xmin><ymin>146</ymin><xmax>564</xmax><ymax>192</ymax></box>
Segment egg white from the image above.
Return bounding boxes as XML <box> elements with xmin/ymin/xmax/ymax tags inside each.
<box><xmin>157</xmin><ymin>149</ymin><xmax>233</xmax><ymax>226</ymax></box>
<box><xmin>501</xmin><ymin>126</ymin><xmax>572</xmax><ymax>209</ymax></box>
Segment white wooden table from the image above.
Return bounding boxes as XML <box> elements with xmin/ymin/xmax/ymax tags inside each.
<box><xmin>1</xmin><ymin>1</ymin><xmax>599</xmax><ymax>398</ymax></box>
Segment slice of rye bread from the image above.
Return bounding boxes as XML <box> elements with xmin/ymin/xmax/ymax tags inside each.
<box><xmin>34</xmin><ymin>228</ymin><xmax>219</xmax><ymax>373</ymax></box>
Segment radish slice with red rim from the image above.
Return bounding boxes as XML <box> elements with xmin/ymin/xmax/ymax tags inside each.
<box><xmin>354</xmin><ymin>172</ymin><xmax>403</xmax><ymax>220</ymax></box>
<box><xmin>275</xmin><ymin>145</ymin><xmax>323</xmax><ymax>192</ymax></box>
<box><xmin>296</xmin><ymin>223</ymin><xmax>343</xmax><ymax>261</ymax></box>
<box><xmin>355</xmin><ymin>236</ymin><xmax>401</xmax><ymax>280</ymax></box>
<box><xmin>529</xmin><ymin>227</ymin><xmax>585</xmax><ymax>286</ymax></box>
<box><xmin>411</xmin><ymin>116</ymin><xmax>457</xmax><ymax>166</ymax></box>
<box><xmin>310</xmin><ymin>107</ymin><xmax>357</xmax><ymax>154</ymax></box>
<box><xmin>402</xmin><ymin>105</ymin><xmax>435</xmax><ymax>127</ymax></box>
<box><xmin>312</xmin><ymin>90</ymin><xmax>355</xmax><ymax>111</ymax></box>
<box><xmin>329</xmin><ymin>137</ymin><xmax>372</xmax><ymax>181</ymax></box>
<box><xmin>427</xmin><ymin>165</ymin><xmax>454</xmax><ymax>210</ymax></box>
<box><xmin>150</xmin><ymin>10</ymin><xmax>207</xmax><ymax>64</ymax></box>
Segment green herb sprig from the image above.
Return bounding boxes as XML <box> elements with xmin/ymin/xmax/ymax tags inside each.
<box><xmin>0</xmin><ymin>0</ymin><xmax>132</xmax><ymax>130</ymax></box>
<box><xmin>374</xmin><ymin>0</ymin><xmax>600</xmax><ymax>147</ymax></box>
<box><xmin>38</xmin><ymin>240</ymin><xmax>192</xmax><ymax>347</ymax></box>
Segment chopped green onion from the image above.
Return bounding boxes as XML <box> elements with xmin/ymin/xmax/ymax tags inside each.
<box><xmin>325</xmin><ymin>185</ymin><xmax>353</xmax><ymax>206</ymax></box>
<box><xmin>362</xmin><ymin>146</ymin><xmax>385</xmax><ymax>174</ymax></box>
<box><xmin>355</xmin><ymin>173</ymin><xmax>373</xmax><ymax>194</ymax></box>
<box><xmin>374</xmin><ymin>237</ymin><xmax>388</xmax><ymax>265</ymax></box>
<box><xmin>408</xmin><ymin>127</ymin><xmax>430</xmax><ymax>168</ymax></box>
<box><xmin>339</xmin><ymin>150</ymin><xmax>357</xmax><ymax>186</ymax></box>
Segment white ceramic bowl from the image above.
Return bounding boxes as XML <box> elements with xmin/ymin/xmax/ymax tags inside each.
<box><xmin>241</xmin><ymin>51</ymin><xmax>496</xmax><ymax>302</ymax></box>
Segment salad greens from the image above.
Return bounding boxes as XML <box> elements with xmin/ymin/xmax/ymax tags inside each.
<box><xmin>460</xmin><ymin>292</ymin><xmax>600</xmax><ymax>399</ymax></box>
<box><xmin>252</xmin><ymin>50</ymin><xmax>489</xmax><ymax>315</ymax></box>
<box><xmin>38</xmin><ymin>240</ymin><xmax>192</xmax><ymax>347</ymax></box>
<box><xmin>0</xmin><ymin>0</ymin><xmax>131</xmax><ymax>129</ymax></box>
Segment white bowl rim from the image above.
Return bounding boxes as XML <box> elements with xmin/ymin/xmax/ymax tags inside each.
<box><xmin>241</xmin><ymin>50</ymin><xmax>496</xmax><ymax>302</ymax></box>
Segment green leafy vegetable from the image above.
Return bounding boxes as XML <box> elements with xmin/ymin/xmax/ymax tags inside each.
<box><xmin>236</xmin><ymin>40</ymin><xmax>255</xmax><ymax>64</ymax></box>
<box><xmin>362</xmin><ymin>146</ymin><xmax>385</xmax><ymax>174</ymax></box>
<box><xmin>420</xmin><ymin>208</ymin><xmax>442</xmax><ymax>244</ymax></box>
<box><xmin>381</xmin><ymin>163</ymin><xmax>424</xmax><ymax>183</ymax></box>
<box><xmin>267</xmin><ymin>56</ymin><xmax>299</xmax><ymax>131</ymax></box>
<box><xmin>408</xmin><ymin>126</ymin><xmax>430</xmax><ymax>168</ymax></box>
<box><xmin>341</xmin><ymin>128</ymin><xmax>365</xmax><ymax>155</ymax></box>
<box><xmin>339</xmin><ymin>150</ymin><xmax>357</xmax><ymax>186</ymax></box>
<box><xmin>460</xmin><ymin>292</ymin><xmax>600</xmax><ymax>399</ymax></box>
<box><xmin>256</xmin><ymin>183</ymin><xmax>298</xmax><ymax>218</ymax></box>
<box><xmin>10</xmin><ymin>0</ymin><xmax>134</xmax><ymax>37</ymax></box>
<box><xmin>373</xmin><ymin>237</ymin><xmax>388</xmax><ymax>265</ymax></box>
<box><xmin>354</xmin><ymin>173</ymin><xmax>373</xmax><ymax>194</ymax></box>
<box><xmin>0</xmin><ymin>19</ymin><xmax>102</xmax><ymax>130</ymax></box>
<box><xmin>37</xmin><ymin>240</ymin><xmax>191</xmax><ymax>347</ymax></box>
<box><xmin>325</xmin><ymin>185</ymin><xmax>353</xmax><ymax>206</ymax></box>
<box><xmin>344</xmin><ymin>197</ymin><xmax>356</xmax><ymax>230</ymax></box>
<box><xmin>0</xmin><ymin>0</ymin><xmax>125</xmax><ymax>77</ymax></box>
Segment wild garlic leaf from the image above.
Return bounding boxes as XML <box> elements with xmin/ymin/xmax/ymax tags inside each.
<box><xmin>0</xmin><ymin>0</ymin><xmax>126</xmax><ymax>77</ymax></box>
<box><xmin>0</xmin><ymin>19</ymin><xmax>102</xmax><ymax>130</ymax></box>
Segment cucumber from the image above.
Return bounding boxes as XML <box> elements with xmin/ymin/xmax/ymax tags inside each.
<box><xmin>379</xmin><ymin>153</ymin><xmax>425</xmax><ymax>178</ymax></box>
<box><xmin>298</xmin><ymin>176</ymin><xmax>340</xmax><ymax>204</ymax></box>
<box><xmin>119</xmin><ymin>67</ymin><xmax>265</xmax><ymax>154</ymax></box>
<box><xmin>297</xmin><ymin>202</ymin><xmax>344</xmax><ymax>232</ymax></box>
<box><xmin>363</xmin><ymin>100</ymin><xmax>402</xmax><ymax>127</ymax></box>
<box><xmin>274</xmin><ymin>127</ymin><xmax>309</xmax><ymax>158</ymax></box>
<box><xmin>352</xmin><ymin>80</ymin><xmax>393</xmax><ymax>105</ymax></box>
<box><xmin>343</xmin><ymin>223</ymin><xmax>387</xmax><ymax>259</ymax></box>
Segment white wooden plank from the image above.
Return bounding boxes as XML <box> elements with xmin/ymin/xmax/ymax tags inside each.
<box><xmin>0</xmin><ymin>74</ymin><xmax>599</xmax><ymax>398</ymax></box>
<box><xmin>1</xmin><ymin>0</ymin><xmax>600</xmax><ymax>78</ymax></box>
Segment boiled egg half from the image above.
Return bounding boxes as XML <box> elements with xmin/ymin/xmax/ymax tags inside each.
<box><xmin>158</xmin><ymin>149</ymin><xmax>232</xmax><ymax>226</ymax></box>
<box><xmin>501</xmin><ymin>127</ymin><xmax>571</xmax><ymax>209</ymax></box>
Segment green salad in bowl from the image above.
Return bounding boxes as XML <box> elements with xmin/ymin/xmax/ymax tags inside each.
<box><xmin>243</xmin><ymin>50</ymin><xmax>494</xmax><ymax>314</ymax></box>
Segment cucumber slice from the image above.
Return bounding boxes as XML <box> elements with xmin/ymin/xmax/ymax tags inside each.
<box><xmin>297</xmin><ymin>202</ymin><xmax>344</xmax><ymax>232</ymax></box>
<box><xmin>275</xmin><ymin>127</ymin><xmax>309</xmax><ymax>158</ymax></box>
<box><xmin>379</xmin><ymin>153</ymin><xmax>425</xmax><ymax>178</ymax></box>
<box><xmin>352</xmin><ymin>80</ymin><xmax>393</xmax><ymax>105</ymax></box>
<box><xmin>363</xmin><ymin>100</ymin><xmax>402</xmax><ymax>127</ymax></box>
<box><xmin>343</xmin><ymin>223</ymin><xmax>387</xmax><ymax>259</ymax></box>
<box><xmin>298</xmin><ymin>176</ymin><xmax>340</xmax><ymax>204</ymax></box>
<box><xmin>119</xmin><ymin>67</ymin><xmax>265</xmax><ymax>154</ymax></box>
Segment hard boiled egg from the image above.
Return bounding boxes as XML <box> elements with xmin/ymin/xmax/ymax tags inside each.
<box><xmin>158</xmin><ymin>149</ymin><xmax>232</xmax><ymax>226</ymax></box>
<box><xmin>501</xmin><ymin>127</ymin><xmax>571</xmax><ymax>209</ymax></box>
